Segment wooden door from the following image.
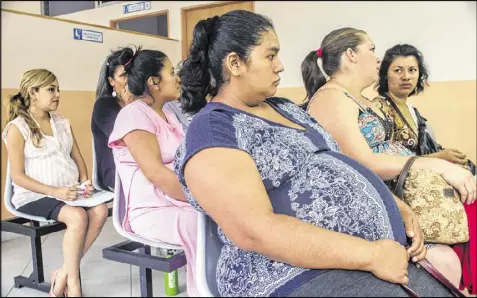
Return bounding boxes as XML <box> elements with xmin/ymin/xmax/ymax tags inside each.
<box><xmin>181</xmin><ymin>1</ymin><xmax>254</xmax><ymax>60</ymax></box>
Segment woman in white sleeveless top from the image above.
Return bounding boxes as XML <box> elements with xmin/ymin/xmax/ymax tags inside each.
<box><xmin>2</xmin><ymin>69</ymin><xmax>108</xmax><ymax>297</ymax></box>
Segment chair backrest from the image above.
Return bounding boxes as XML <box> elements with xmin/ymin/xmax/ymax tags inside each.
<box><xmin>3</xmin><ymin>164</ymin><xmax>14</xmax><ymax>214</ymax></box>
<box><xmin>111</xmin><ymin>170</ymin><xmax>182</xmax><ymax>249</ymax></box>
<box><xmin>196</xmin><ymin>213</ymin><xmax>222</xmax><ymax>297</ymax></box>
<box><xmin>3</xmin><ymin>163</ymin><xmax>54</xmax><ymax>223</ymax></box>
<box><xmin>164</xmin><ymin>101</ymin><xmax>190</xmax><ymax>130</ymax></box>
<box><xmin>92</xmin><ymin>137</ymin><xmax>107</xmax><ymax>191</ymax></box>
<box><xmin>112</xmin><ymin>170</ymin><xmax>126</xmax><ymax>235</ymax></box>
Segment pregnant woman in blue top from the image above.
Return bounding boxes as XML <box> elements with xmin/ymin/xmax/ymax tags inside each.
<box><xmin>175</xmin><ymin>10</ymin><xmax>453</xmax><ymax>297</ymax></box>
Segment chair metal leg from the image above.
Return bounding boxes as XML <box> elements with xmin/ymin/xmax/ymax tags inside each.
<box><xmin>102</xmin><ymin>241</ymin><xmax>187</xmax><ymax>296</ymax></box>
<box><xmin>13</xmin><ymin>276</ymin><xmax>51</xmax><ymax>292</ymax></box>
<box><xmin>139</xmin><ymin>245</ymin><xmax>153</xmax><ymax>297</ymax></box>
<box><xmin>30</xmin><ymin>221</ymin><xmax>45</xmax><ymax>284</ymax></box>
<box><xmin>13</xmin><ymin>221</ymin><xmax>50</xmax><ymax>293</ymax></box>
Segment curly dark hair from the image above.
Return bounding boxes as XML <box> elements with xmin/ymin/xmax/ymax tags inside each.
<box><xmin>178</xmin><ymin>10</ymin><xmax>274</xmax><ymax>115</ymax></box>
<box><xmin>376</xmin><ymin>44</ymin><xmax>429</xmax><ymax>97</ymax></box>
<box><xmin>95</xmin><ymin>45</ymin><xmax>141</xmax><ymax>100</ymax></box>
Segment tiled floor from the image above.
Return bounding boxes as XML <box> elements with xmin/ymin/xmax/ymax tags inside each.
<box><xmin>1</xmin><ymin>218</ymin><xmax>189</xmax><ymax>297</ymax></box>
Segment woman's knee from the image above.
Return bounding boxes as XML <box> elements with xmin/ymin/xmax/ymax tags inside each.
<box><xmin>89</xmin><ymin>203</ymin><xmax>109</xmax><ymax>221</ymax></box>
<box><xmin>58</xmin><ymin>206</ymin><xmax>89</xmax><ymax>230</ymax></box>
<box><xmin>426</xmin><ymin>244</ymin><xmax>462</xmax><ymax>283</ymax></box>
<box><xmin>87</xmin><ymin>204</ymin><xmax>109</xmax><ymax>229</ymax></box>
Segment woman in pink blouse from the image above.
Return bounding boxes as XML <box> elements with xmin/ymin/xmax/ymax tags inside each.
<box><xmin>108</xmin><ymin>49</ymin><xmax>198</xmax><ymax>296</ymax></box>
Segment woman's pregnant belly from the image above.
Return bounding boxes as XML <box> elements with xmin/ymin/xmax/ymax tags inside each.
<box><xmin>271</xmin><ymin>151</ymin><xmax>406</xmax><ymax>244</ymax></box>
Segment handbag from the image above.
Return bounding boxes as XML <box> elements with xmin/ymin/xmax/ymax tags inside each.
<box><xmin>394</xmin><ymin>156</ymin><xmax>469</xmax><ymax>244</ymax></box>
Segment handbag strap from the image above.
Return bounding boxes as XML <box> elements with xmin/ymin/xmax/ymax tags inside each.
<box><xmin>401</xmin><ymin>284</ymin><xmax>420</xmax><ymax>297</ymax></box>
<box><xmin>418</xmin><ymin>259</ymin><xmax>466</xmax><ymax>297</ymax></box>
<box><xmin>400</xmin><ymin>260</ymin><xmax>465</xmax><ymax>297</ymax></box>
<box><xmin>385</xmin><ymin>95</ymin><xmax>419</xmax><ymax>136</ymax></box>
<box><xmin>394</xmin><ymin>156</ymin><xmax>420</xmax><ymax>198</ymax></box>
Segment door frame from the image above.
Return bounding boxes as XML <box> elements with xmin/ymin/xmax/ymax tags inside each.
<box><xmin>180</xmin><ymin>1</ymin><xmax>255</xmax><ymax>60</ymax></box>
<box><xmin>109</xmin><ymin>9</ymin><xmax>170</xmax><ymax>38</ymax></box>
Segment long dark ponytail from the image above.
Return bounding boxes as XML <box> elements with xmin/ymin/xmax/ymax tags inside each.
<box><xmin>179</xmin><ymin>10</ymin><xmax>274</xmax><ymax>115</ymax></box>
<box><xmin>301</xmin><ymin>50</ymin><xmax>327</xmax><ymax>104</ymax></box>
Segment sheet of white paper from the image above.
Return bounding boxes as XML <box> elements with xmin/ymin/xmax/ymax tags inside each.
<box><xmin>63</xmin><ymin>190</ymin><xmax>114</xmax><ymax>207</ymax></box>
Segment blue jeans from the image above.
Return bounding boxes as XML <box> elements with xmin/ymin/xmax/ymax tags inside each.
<box><xmin>289</xmin><ymin>263</ymin><xmax>453</xmax><ymax>297</ymax></box>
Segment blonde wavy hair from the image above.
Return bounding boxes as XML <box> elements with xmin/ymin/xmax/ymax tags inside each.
<box><xmin>6</xmin><ymin>69</ymin><xmax>57</xmax><ymax>147</ymax></box>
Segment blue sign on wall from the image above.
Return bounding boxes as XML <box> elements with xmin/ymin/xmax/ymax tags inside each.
<box><xmin>123</xmin><ymin>1</ymin><xmax>151</xmax><ymax>14</ymax></box>
<box><xmin>73</xmin><ymin>28</ymin><xmax>103</xmax><ymax>43</ymax></box>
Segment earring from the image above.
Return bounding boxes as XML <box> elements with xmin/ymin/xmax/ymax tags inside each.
<box><xmin>112</xmin><ymin>90</ymin><xmax>117</xmax><ymax>97</ymax></box>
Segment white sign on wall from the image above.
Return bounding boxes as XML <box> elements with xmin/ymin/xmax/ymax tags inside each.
<box><xmin>73</xmin><ymin>28</ymin><xmax>103</xmax><ymax>43</ymax></box>
<box><xmin>123</xmin><ymin>1</ymin><xmax>151</xmax><ymax>14</ymax></box>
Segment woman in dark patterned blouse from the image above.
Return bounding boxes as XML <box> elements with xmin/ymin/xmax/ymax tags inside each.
<box><xmin>375</xmin><ymin>44</ymin><xmax>476</xmax><ymax>295</ymax></box>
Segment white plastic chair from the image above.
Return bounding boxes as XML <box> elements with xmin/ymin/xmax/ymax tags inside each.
<box><xmin>4</xmin><ymin>163</ymin><xmax>54</xmax><ymax>224</ymax></box>
<box><xmin>2</xmin><ymin>163</ymin><xmax>64</xmax><ymax>293</ymax></box>
<box><xmin>196</xmin><ymin>213</ymin><xmax>222</xmax><ymax>297</ymax></box>
<box><xmin>104</xmin><ymin>171</ymin><xmax>186</xmax><ymax>296</ymax></box>
<box><xmin>111</xmin><ymin>170</ymin><xmax>184</xmax><ymax>249</ymax></box>
<box><xmin>92</xmin><ymin>137</ymin><xmax>114</xmax><ymax>193</ymax></box>
<box><xmin>164</xmin><ymin>101</ymin><xmax>190</xmax><ymax>131</ymax></box>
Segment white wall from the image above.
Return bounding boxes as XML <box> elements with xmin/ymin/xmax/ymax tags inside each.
<box><xmin>255</xmin><ymin>1</ymin><xmax>476</xmax><ymax>86</ymax></box>
<box><xmin>1</xmin><ymin>10</ymin><xmax>181</xmax><ymax>91</ymax></box>
<box><xmin>1</xmin><ymin>1</ymin><xmax>41</xmax><ymax>14</ymax></box>
<box><xmin>42</xmin><ymin>1</ymin><xmax>477</xmax><ymax>86</ymax></box>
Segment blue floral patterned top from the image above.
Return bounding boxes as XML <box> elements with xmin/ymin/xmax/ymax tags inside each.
<box><xmin>174</xmin><ymin>97</ymin><xmax>407</xmax><ymax>297</ymax></box>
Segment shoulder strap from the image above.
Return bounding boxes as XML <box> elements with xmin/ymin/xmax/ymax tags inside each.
<box><xmin>394</xmin><ymin>156</ymin><xmax>419</xmax><ymax>198</ymax></box>
<box><xmin>312</xmin><ymin>87</ymin><xmax>368</xmax><ymax>112</ymax></box>
<box><xmin>386</xmin><ymin>97</ymin><xmax>418</xmax><ymax>135</ymax></box>
<box><xmin>341</xmin><ymin>90</ymin><xmax>368</xmax><ymax>111</ymax></box>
